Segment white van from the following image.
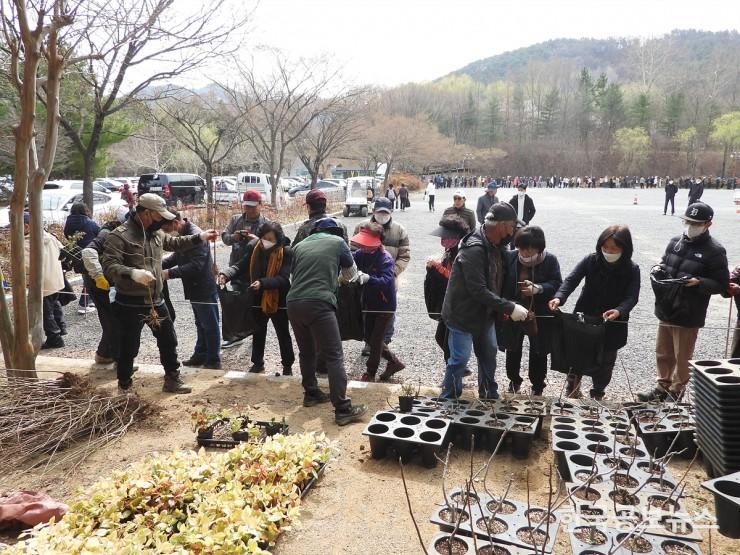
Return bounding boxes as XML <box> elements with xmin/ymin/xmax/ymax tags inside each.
<box><xmin>236</xmin><ymin>172</ymin><xmax>273</xmax><ymax>202</ymax></box>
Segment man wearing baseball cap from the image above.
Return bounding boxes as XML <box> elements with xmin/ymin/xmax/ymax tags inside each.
<box><xmin>101</xmin><ymin>193</ymin><xmax>219</xmax><ymax>394</ymax></box>
<box><xmin>293</xmin><ymin>188</ymin><xmax>347</xmax><ymax>246</ymax></box>
<box><xmin>221</xmin><ymin>189</ymin><xmax>269</xmax><ymax>266</ymax></box>
<box><xmin>476</xmin><ymin>181</ymin><xmax>499</xmax><ymax>225</ymax></box>
<box><xmin>443</xmin><ymin>189</ymin><xmax>476</xmax><ymax>232</ymax></box>
<box><xmin>638</xmin><ymin>202</ymin><xmax>729</xmax><ymax>402</ymax></box>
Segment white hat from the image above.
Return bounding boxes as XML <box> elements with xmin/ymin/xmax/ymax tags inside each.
<box><xmin>453</xmin><ymin>189</ymin><xmax>465</xmax><ymax>198</ymax></box>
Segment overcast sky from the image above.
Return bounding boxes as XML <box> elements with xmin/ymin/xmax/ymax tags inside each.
<box><xmin>243</xmin><ymin>0</ymin><xmax>739</xmax><ymax>86</ymax></box>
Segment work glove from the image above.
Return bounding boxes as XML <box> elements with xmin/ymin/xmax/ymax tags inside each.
<box><xmin>510</xmin><ymin>304</ymin><xmax>529</xmax><ymax>322</ymax></box>
<box><xmin>130</xmin><ymin>269</ymin><xmax>156</xmax><ymax>285</ymax></box>
<box><xmin>94</xmin><ymin>276</ymin><xmax>110</xmax><ymax>291</ymax></box>
<box><xmin>357</xmin><ymin>272</ymin><xmax>370</xmax><ymax>285</ymax></box>
<box><xmin>200</xmin><ymin>229</ymin><xmax>219</xmax><ymax>242</ymax></box>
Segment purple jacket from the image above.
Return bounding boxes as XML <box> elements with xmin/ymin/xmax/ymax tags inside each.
<box><xmin>352</xmin><ymin>248</ymin><xmax>396</xmax><ymax>312</ymax></box>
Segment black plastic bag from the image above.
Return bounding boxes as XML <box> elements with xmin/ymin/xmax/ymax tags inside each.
<box><xmin>336</xmin><ymin>283</ymin><xmax>364</xmax><ymax>341</ymax></box>
<box><xmin>550</xmin><ymin>311</ymin><xmax>605</xmax><ymax>376</ymax></box>
<box><xmin>423</xmin><ymin>266</ymin><xmax>447</xmax><ymax>321</ymax></box>
<box><xmin>57</xmin><ymin>275</ymin><xmax>76</xmax><ymax>306</ymax></box>
<box><xmin>218</xmin><ymin>282</ymin><xmax>256</xmax><ymax>342</ymax></box>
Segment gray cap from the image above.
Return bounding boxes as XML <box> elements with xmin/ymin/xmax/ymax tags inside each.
<box><xmin>137</xmin><ymin>193</ymin><xmax>175</xmax><ymax>220</ymax></box>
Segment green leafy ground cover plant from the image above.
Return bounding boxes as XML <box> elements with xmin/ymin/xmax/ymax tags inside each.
<box><xmin>9</xmin><ymin>433</ymin><xmax>331</xmax><ymax>554</ymax></box>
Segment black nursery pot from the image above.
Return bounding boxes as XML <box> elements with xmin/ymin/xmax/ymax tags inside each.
<box><xmin>712</xmin><ymin>480</ymin><xmax>740</xmax><ymax>538</ymax></box>
<box><xmin>232</xmin><ymin>429</ymin><xmax>251</xmax><ymax>442</ymax></box>
<box><xmin>399</xmin><ymin>396</ymin><xmax>414</xmax><ymax>413</ymax></box>
<box><xmin>196</xmin><ymin>425</ymin><xmax>214</xmax><ymax>440</ymax></box>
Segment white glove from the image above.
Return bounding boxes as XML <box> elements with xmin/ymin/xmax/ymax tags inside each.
<box><xmin>131</xmin><ymin>269</ymin><xmax>156</xmax><ymax>285</ymax></box>
<box><xmin>510</xmin><ymin>304</ymin><xmax>529</xmax><ymax>322</ymax></box>
<box><xmin>357</xmin><ymin>272</ymin><xmax>370</xmax><ymax>285</ymax></box>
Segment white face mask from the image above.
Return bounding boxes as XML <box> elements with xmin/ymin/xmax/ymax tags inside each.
<box><xmin>518</xmin><ymin>253</ymin><xmax>538</xmax><ymax>265</ymax></box>
<box><xmin>374</xmin><ymin>213</ymin><xmax>391</xmax><ymax>225</ymax></box>
<box><xmin>602</xmin><ymin>249</ymin><xmax>622</xmax><ymax>263</ymax></box>
<box><xmin>261</xmin><ymin>239</ymin><xmax>275</xmax><ymax>250</ymax></box>
<box><xmin>684</xmin><ymin>222</ymin><xmax>705</xmax><ymax>239</ymax></box>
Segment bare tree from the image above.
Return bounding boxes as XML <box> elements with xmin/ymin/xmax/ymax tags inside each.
<box><xmin>149</xmin><ymin>88</ymin><xmax>247</xmax><ymax>202</ymax></box>
<box><xmin>108</xmin><ymin>120</ymin><xmax>179</xmax><ymax>174</ymax></box>
<box><xmin>221</xmin><ymin>51</ymin><xmax>341</xmax><ymax>205</ymax></box>
<box><xmin>45</xmin><ymin>0</ymin><xmax>251</xmax><ymax>210</ymax></box>
<box><xmin>294</xmin><ymin>93</ymin><xmax>365</xmax><ymax>185</ymax></box>
<box><xmin>0</xmin><ymin>0</ymin><xmax>91</xmax><ymax>373</ymax></box>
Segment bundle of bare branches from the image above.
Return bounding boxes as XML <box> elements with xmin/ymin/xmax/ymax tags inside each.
<box><xmin>0</xmin><ymin>373</ymin><xmax>146</xmax><ymax>473</ymax></box>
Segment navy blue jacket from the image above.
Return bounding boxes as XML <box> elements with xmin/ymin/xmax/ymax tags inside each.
<box><xmin>353</xmin><ymin>248</ymin><xmax>397</xmax><ymax>312</ymax></box>
<box><xmin>64</xmin><ymin>214</ymin><xmax>100</xmax><ymax>248</ymax></box>
<box><xmin>162</xmin><ymin>221</ymin><xmax>217</xmax><ymax>301</ymax></box>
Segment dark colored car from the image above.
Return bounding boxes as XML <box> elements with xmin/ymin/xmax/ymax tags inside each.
<box><xmin>138</xmin><ymin>173</ymin><xmax>205</xmax><ymax>206</ymax></box>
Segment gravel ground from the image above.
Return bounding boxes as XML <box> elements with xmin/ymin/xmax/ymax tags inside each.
<box><xmin>49</xmin><ymin>187</ymin><xmax>739</xmax><ymax>400</ymax></box>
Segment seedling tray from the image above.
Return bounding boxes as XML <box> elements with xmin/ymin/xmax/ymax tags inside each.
<box><xmin>427</xmin><ymin>532</ymin><xmax>537</xmax><ymax>555</ymax></box>
<box><xmin>299</xmin><ymin>460</ymin><xmax>327</xmax><ymax>498</ymax></box>
<box><xmin>689</xmin><ymin>359</ymin><xmax>740</xmax><ymax>389</ymax></box>
<box><xmin>362</xmin><ymin>410</ymin><xmax>450</xmax><ymax>467</ymax></box>
<box><xmin>692</xmin><ymin>373</ymin><xmax>740</xmax><ymax>398</ymax></box>
<box><xmin>566</xmin><ymin>481</ymin><xmax>686</xmax><ymax>521</ymax></box>
<box><xmin>567</xmin><ymin>525</ymin><xmax>703</xmax><ymax>555</ymax></box>
<box><xmin>430</xmin><ymin>487</ymin><xmax>560</xmax><ymax>553</ymax></box>
<box><xmin>563</xmin><ymin>451</ymin><xmax>677</xmax><ymax>493</ymax></box>
<box><xmin>551</xmin><ymin>400</ymin><xmax>625</xmax><ymax>420</ymax></box>
<box><xmin>701</xmin><ymin>470</ymin><xmax>740</xmax><ymax>538</ymax></box>
<box><xmin>196</xmin><ymin>419</ymin><xmax>289</xmax><ymax>448</ymax></box>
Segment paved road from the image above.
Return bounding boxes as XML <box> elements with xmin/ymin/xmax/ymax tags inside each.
<box><xmin>50</xmin><ymin>186</ymin><xmax>739</xmax><ymax>400</ymax></box>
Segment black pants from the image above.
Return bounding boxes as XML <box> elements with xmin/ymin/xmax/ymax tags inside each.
<box><xmin>435</xmin><ymin>320</ymin><xmax>450</xmax><ymax>362</ymax></box>
<box><xmin>83</xmin><ymin>275</ymin><xmax>118</xmax><ymax>360</ymax></box>
<box><xmin>251</xmin><ymin>308</ymin><xmax>295</xmax><ymax>368</ymax></box>
<box><xmin>287</xmin><ymin>300</ymin><xmax>350</xmax><ymax>412</ymax></box>
<box><xmin>112</xmin><ymin>301</ymin><xmax>180</xmax><ymax>385</ymax></box>
<box><xmin>428</xmin><ymin>195</ymin><xmax>435</xmax><ymax>211</ymax></box>
<box><xmin>566</xmin><ymin>349</ymin><xmax>618</xmax><ymax>398</ymax></box>
<box><xmin>42</xmin><ymin>294</ymin><xmax>64</xmax><ymax>338</ymax></box>
<box><xmin>505</xmin><ymin>334</ymin><xmax>548</xmax><ymax>392</ymax></box>
<box><xmin>664</xmin><ymin>194</ymin><xmax>675</xmax><ymax>215</ymax></box>
<box><xmin>364</xmin><ymin>312</ymin><xmax>399</xmax><ymax>374</ymax></box>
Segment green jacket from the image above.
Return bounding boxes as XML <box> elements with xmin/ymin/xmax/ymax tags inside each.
<box><xmin>287</xmin><ymin>232</ymin><xmax>354</xmax><ymax>307</ymax></box>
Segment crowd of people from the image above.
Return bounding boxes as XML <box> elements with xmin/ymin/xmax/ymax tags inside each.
<box><xmin>24</xmin><ymin>177</ymin><xmax>740</xmax><ymax>427</ymax></box>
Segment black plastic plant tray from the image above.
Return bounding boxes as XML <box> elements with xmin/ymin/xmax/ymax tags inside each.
<box><xmin>362</xmin><ymin>410</ymin><xmax>450</xmax><ymax>467</ymax></box>
<box><xmin>430</xmin><ymin>487</ymin><xmax>560</xmax><ymax>553</ymax></box>
<box><xmin>551</xmin><ymin>400</ymin><xmax>624</xmax><ymax>420</ymax></box>
<box><xmin>695</xmin><ymin>436</ymin><xmax>740</xmax><ymax>464</ymax></box>
<box><xmin>566</xmin><ymin>481</ymin><xmax>686</xmax><ymax>519</ymax></box>
<box><xmin>551</xmin><ymin>428</ymin><xmax>647</xmax><ymax>457</ymax></box>
<box><xmin>427</xmin><ymin>532</ymin><xmax>537</xmax><ymax>555</ymax></box>
<box><xmin>692</xmin><ymin>370</ymin><xmax>740</xmax><ymax>393</ymax></box>
<box><xmin>563</xmin><ymin>451</ymin><xmax>678</xmax><ymax>494</ymax></box>
<box><xmin>552</xmin><ymin>422</ymin><xmax>648</xmax><ymax>452</ymax></box>
<box><xmin>637</xmin><ymin>430</ymin><xmax>695</xmax><ymax>460</ymax></box>
<box><xmin>701</xmin><ymin>470</ymin><xmax>740</xmax><ymax>539</ymax></box>
<box><xmin>567</xmin><ymin>525</ymin><xmax>703</xmax><ymax>555</ymax></box>
<box><xmin>623</xmin><ymin>401</ymin><xmax>694</xmax><ymax>416</ymax></box>
<box><xmin>694</xmin><ymin>417</ymin><xmax>740</xmax><ymax>443</ymax></box>
<box><xmin>692</xmin><ymin>394</ymin><xmax>740</xmax><ymax>418</ymax></box>
<box><xmin>299</xmin><ymin>460</ymin><xmax>327</xmax><ymax>498</ymax></box>
<box><xmin>196</xmin><ymin>419</ymin><xmax>289</xmax><ymax>448</ymax></box>
<box><xmin>689</xmin><ymin>359</ymin><xmax>740</xmax><ymax>386</ymax></box>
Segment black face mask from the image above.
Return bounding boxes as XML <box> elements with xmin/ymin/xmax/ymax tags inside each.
<box><xmin>148</xmin><ymin>218</ymin><xmax>165</xmax><ymax>233</ymax></box>
<box><xmin>499</xmin><ymin>233</ymin><xmax>513</xmax><ymax>247</ymax></box>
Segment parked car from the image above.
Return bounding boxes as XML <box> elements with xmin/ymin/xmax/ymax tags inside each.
<box><xmin>138</xmin><ymin>173</ymin><xmax>205</xmax><ymax>206</ymax></box>
<box><xmin>94</xmin><ymin>177</ymin><xmax>123</xmax><ymax>193</ymax></box>
<box><xmin>39</xmin><ymin>189</ymin><xmax>125</xmax><ymax>225</ymax></box>
<box><xmin>322</xmin><ymin>178</ymin><xmax>347</xmax><ymax>191</ymax></box>
<box><xmin>213</xmin><ymin>177</ymin><xmax>239</xmax><ymax>203</ymax></box>
<box><xmin>235</xmin><ymin>172</ymin><xmax>273</xmax><ymax>202</ymax></box>
<box><xmin>44</xmin><ymin>180</ymin><xmax>108</xmax><ymax>193</ymax></box>
<box><xmin>293</xmin><ymin>180</ymin><xmax>344</xmax><ymax>200</ymax></box>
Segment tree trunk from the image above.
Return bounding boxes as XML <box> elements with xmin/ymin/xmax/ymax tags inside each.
<box><xmin>721</xmin><ymin>143</ymin><xmax>729</xmax><ymax>178</ymax></box>
<box><xmin>82</xmin><ymin>151</ymin><xmax>96</xmax><ymax>211</ymax></box>
<box><xmin>204</xmin><ymin>163</ymin><xmax>214</xmax><ymax>205</ymax></box>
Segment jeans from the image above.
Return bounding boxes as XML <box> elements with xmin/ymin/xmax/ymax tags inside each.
<box><xmin>112</xmin><ymin>300</ymin><xmax>180</xmax><ymax>386</ymax></box>
<box><xmin>251</xmin><ymin>308</ymin><xmax>295</xmax><ymax>368</ymax></box>
<box><xmin>191</xmin><ymin>295</ymin><xmax>221</xmax><ymax>364</ymax></box>
<box><xmin>441</xmin><ymin>323</ymin><xmax>499</xmax><ymax>400</ymax></box>
<box><xmin>84</xmin><ymin>274</ymin><xmax>118</xmax><ymax>359</ymax></box>
<box><xmin>42</xmin><ymin>294</ymin><xmax>64</xmax><ymax>338</ymax></box>
<box><xmin>287</xmin><ymin>300</ymin><xmax>351</xmax><ymax>412</ymax></box>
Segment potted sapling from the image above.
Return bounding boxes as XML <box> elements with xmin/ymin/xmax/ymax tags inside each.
<box><xmin>191</xmin><ymin>408</ymin><xmax>231</xmax><ymax>440</ymax></box>
<box><xmin>398</xmin><ymin>382</ymin><xmax>418</xmax><ymax>413</ymax></box>
<box><xmin>230</xmin><ymin>415</ymin><xmax>251</xmax><ymax>441</ymax></box>
<box><xmin>265</xmin><ymin>417</ymin><xmax>288</xmax><ymax>437</ymax></box>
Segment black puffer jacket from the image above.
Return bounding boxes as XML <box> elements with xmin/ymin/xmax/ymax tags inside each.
<box><xmin>554</xmin><ymin>253</ymin><xmax>640</xmax><ymax>351</ymax></box>
<box><xmin>441</xmin><ymin>227</ymin><xmax>515</xmax><ymax>334</ymax></box>
<box><xmin>654</xmin><ymin>232</ymin><xmax>729</xmax><ymax>327</ymax></box>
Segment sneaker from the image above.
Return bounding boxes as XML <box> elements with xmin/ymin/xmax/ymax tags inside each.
<box><xmin>59</xmin><ymin>327</ymin><xmax>67</xmax><ymax>336</ymax></box>
<box><xmin>77</xmin><ymin>306</ymin><xmax>96</xmax><ymax>315</ymax></box>
<box><xmin>95</xmin><ymin>353</ymin><xmax>114</xmax><ymax>364</ymax></box>
<box><xmin>303</xmin><ymin>390</ymin><xmax>330</xmax><ymax>407</ymax></box>
<box><xmin>162</xmin><ymin>376</ymin><xmax>192</xmax><ymax>394</ymax></box>
<box><xmin>182</xmin><ymin>357</ymin><xmax>205</xmax><ymax>367</ymax></box>
<box><xmin>335</xmin><ymin>404</ymin><xmax>368</xmax><ymax>426</ymax></box>
<box><xmin>637</xmin><ymin>387</ymin><xmax>682</xmax><ymax>402</ymax></box>
<box><xmin>41</xmin><ymin>335</ymin><xmax>64</xmax><ymax>349</ymax></box>
<box><xmin>222</xmin><ymin>337</ymin><xmax>246</xmax><ymax>349</ymax></box>
<box><xmin>248</xmin><ymin>363</ymin><xmax>265</xmax><ymax>374</ymax></box>
<box><xmin>378</xmin><ymin>360</ymin><xmax>405</xmax><ymax>381</ymax></box>
<box><xmin>590</xmin><ymin>392</ymin><xmax>605</xmax><ymax>401</ymax></box>
<box><xmin>202</xmin><ymin>361</ymin><xmax>222</xmax><ymax>370</ymax></box>
<box><xmin>360</xmin><ymin>372</ymin><xmax>375</xmax><ymax>382</ymax></box>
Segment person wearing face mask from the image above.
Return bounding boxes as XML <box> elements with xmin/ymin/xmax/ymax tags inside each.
<box><xmin>353</xmin><ymin>197</ymin><xmax>410</xmax><ymax>352</ymax></box>
<box><xmin>425</xmin><ymin>215</ymin><xmax>470</xmax><ymax>364</ymax></box>
<box><xmin>440</xmin><ymin>202</ymin><xmax>530</xmax><ymax>400</ymax></box>
<box><xmin>476</xmin><ymin>182</ymin><xmax>499</xmax><ymax>224</ymax></box>
<box><xmin>443</xmin><ymin>189</ymin><xmax>477</xmax><ymax>231</ymax></box>
<box><xmin>638</xmin><ymin>202</ymin><xmax>729</xmax><ymax>402</ymax></box>
<box><xmin>161</xmin><ymin>214</ymin><xmax>221</xmax><ymax>370</ymax></box>
<box><xmin>351</xmin><ymin>223</ymin><xmax>405</xmax><ymax>382</ymax></box>
<box><xmin>293</xmin><ymin>189</ymin><xmax>348</xmax><ymax>246</ymax></box>
<box><xmin>219</xmin><ymin>222</ymin><xmax>295</xmax><ymax>376</ymax></box>
<box><xmin>664</xmin><ymin>178</ymin><xmax>678</xmax><ymax>216</ymax></box>
<box><xmin>548</xmin><ymin>225</ymin><xmax>640</xmax><ymax>400</ymax></box>
<box><xmin>688</xmin><ymin>178</ymin><xmax>704</xmax><ymax>205</ymax></box>
<box><xmin>508</xmin><ymin>184</ymin><xmax>536</xmax><ymax>225</ymax></box>
<box><xmin>101</xmin><ymin>193</ymin><xmax>219</xmax><ymax>394</ymax></box>
<box><xmin>499</xmin><ymin>226</ymin><xmax>562</xmax><ymax>395</ymax></box>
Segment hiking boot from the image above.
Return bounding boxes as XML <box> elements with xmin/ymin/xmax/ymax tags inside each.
<box><xmin>202</xmin><ymin>361</ymin><xmax>222</xmax><ymax>370</ymax></box>
<box><xmin>637</xmin><ymin>387</ymin><xmax>681</xmax><ymax>403</ymax></box>
<box><xmin>335</xmin><ymin>404</ymin><xmax>367</xmax><ymax>426</ymax></box>
<box><xmin>532</xmin><ymin>388</ymin><xmax>544</xmax><ymax>396</ymax></box>
<box><xmin>303</xmin><ymin>390</ymin><xmax>330</xmax><ymax>407</ymax></box>
<box><xmin>41</xmin><ymin>335</ymin><xmax>64</xmax><ymax>349</ymax></box>
<box><xmin>117</xmin><ymin>380</ymin><xmax>133</xmax><ymax>394</ymax></box>
<box><xmin>182</xmin><ymin>357</ymin><xmax>205</xmax><ymax>367</ymax></box>
<box><xmin>379</xmin><ymin>360</ymin><xmax>405</xmax><ymax>382</ymax></box>
<box><xmin>360</xmin><ymin>372</ymin><xmax>375</xmax><ymax>382</ymax></box>
<box><xmin>95</xmin><ymin>353</ymin><xmax>114</xmax><ymax>364</ymax></box>
<box><xmin>162</xmin><ymin>375</ymin><xmax>192</xmax><ymax>394</ymax></box>
<box><xmin>248</xmin><ymin>363</ymin><xmax>265</xmax><ymax>374</ymax></box>
<box><xmin>508</xmin><ymin>382</ymin><xmax>521</xmax><ymax>394</ymax></box>
<box><xmin>282</xmin><ymin>366</ymin><xmax>293</xmax><ymax>376</ymax></box>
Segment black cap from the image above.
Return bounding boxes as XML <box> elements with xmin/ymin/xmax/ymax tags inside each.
<box><xmin>431</xmin><ymin>215</ymin><xmax>470</xmax><ymax>239</ymax></box>
<box><xmin>681</xmin><ymin>202</ymin><xmax>713</xmax><ymax>223</ymax></box>
<box><xmin>373</xmin><ymin>197</ymin><xmax>393</xmax><ymax>213</ymax></box>
<box><xmin>485</xmin><ymin>201</ymin><xmax>517</xmax><ymax>223</ymax></box>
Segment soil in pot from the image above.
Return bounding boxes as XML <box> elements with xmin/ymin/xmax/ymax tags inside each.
<box><xmin>661</xmin><ymin>540</ymin><xmax>699</xmax><ymax>555</ymax></box>
<box><xmin>660</xmin><ymin>516</ymin><xmax>693</xmax><ymax>536</ymax></box>
<box><xmin>573</xmin><ymin>526</ymin><xmax>607</xmax><ymax>545</ymax></box>
<box><xmin>618</xmin><ymin>534</ymin><xmax>653</xmax><ymax>553</ymax></box>
<box><xmin>434</xmin><ymin>536</ymin><xmax>469</xmax><ymax>555</ymax></box>
<box><xmin>648</xmin><ymin>495</ymin><xmax>679</xmax><ymax>511</ymax></box>
<box><xmin>525</xmin><ymin>508</ymin><xmax>556</xmax><ymax>524</ymax></box>
<box><xmin>573</xmin><ymin>487</ymin><xmax>601</xmax><ymax>501</ymax></box>
<box><xmin>476</xmin><ymin>546</ymin><xmax>511</xmax><ymax>555</ymax></box>
<box><xmin>637</xmin><ymin>461</ymin><xmax>663</xmax><ymax>474</ymax></box>
<box><xmin>604</xmin><ymin>457</ymin><xmax>630</xmax><ymax>470</ymax></box>
<box><xmin>486</xmin><ymin>499</ymin><xmax>516</xmax><ymax>514</ymax></box>
<box><xmin>609</xmin><ymin>488</ymin><xmax>639</xmax><ymax>505</ymax></box>
<box><xmin>574</xmin><ymin>470</ymin><xmax>604</xmax><ymax>483</ymax></box>
<box><xmin>451</xmin><ymin>491</ymin><xmax>479</xmax><ymax>505</ymax></box>
<box><xmin>476</xmin><ymin>517</ymin><xmax>508</xmax><ymax>534</ymax></box>
<box><xmin>647</xmin><ymin>478</ymin><xmax>676</xmax><ymax>493</ymax></box>
<box><xmin>612</xmin><ymin>474</ymin><xmax>639</xmax><ymax>488</ymax></box>
<box><xmin>440</xmin><ymin>508</ymin><xmax>470</xmax><ymax>524</ymax></box>
<box><xmin>515</xmin><ymin>526</ymin><xmax>549</xmax><ymax>547</ymax></box>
